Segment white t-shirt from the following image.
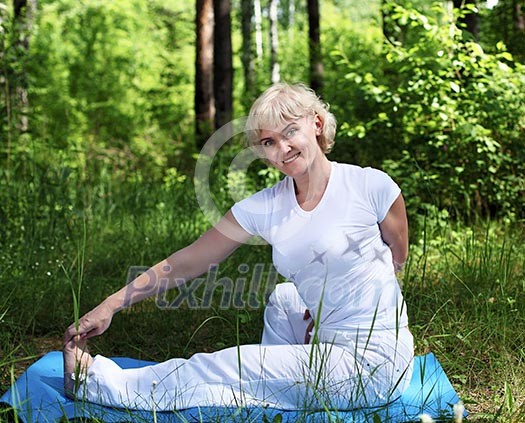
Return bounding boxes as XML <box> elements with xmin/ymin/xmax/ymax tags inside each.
<box><xmin>231</xmin><ymin>162</ymin><xmax>408</xmax><ymax>331</ymax></box>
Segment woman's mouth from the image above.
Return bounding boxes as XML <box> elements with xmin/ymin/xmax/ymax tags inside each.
<box><xmin>282</xmin><ymin>153</ymin><xmax>300</xmax><ymax>164</ymax></box>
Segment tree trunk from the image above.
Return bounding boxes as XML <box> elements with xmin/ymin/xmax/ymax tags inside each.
<box><xmin>502</xmin><ymin>0</ymin><xmax>510</xmax><ymax>45</ymax></box>
<box><xmin>12</xmin><ymin>0</ymin><xmax>36</xmax><ymax>134</ymax></box>
<box><xmin>1</xmin><ymin>5</ymin><xmax>12</xmax><ymax>181</ymax></box>
<box><xmin>514</xmin><ymin>0</ymin><xmax>525</xmax><ymax>32</ymax></box>
<box><xmin>254</xmin><ymin>0</ymin><xmax>263</xmax><ymax>59</ymax></box>
<box><xmin>453</xmin><ymin>0</ymin><xmax>479</xmax><ymax>41</ymax></box>
<box><xmin>510</xmin><ymin>0</ymin><xmax>525</xmax><ymax>60</ymax></box>
<box><xmin>195</xmin><ymin>0</ymin><xmax>215</xmax><ymax>149</ymax></box>
<box><xmin>289</xmin><ymin>0</ymin><xmax>295</xmax><ymax>40</ymax></box>
<box><xmin>381</xmin><ymin>0</ymin><xmax>398</xmax><ymax>44</ymax></box>
<box><xmin>241</xmin><ymin>0</ymin><xmax>255</xmax><ymax>110</ymax></box>
<box><xmin>269</xmin><ymin>0</ymin><xmax>280</xmax><ymax>84</ymax></box>
<box><xmin>307</xmin><ymin>0</ymin><xmax>322</xmax><ymax>93</ymax></box>
<box><xmin>213</xmin><ymin>0</ymin><xmax>233</xmax><ymax>132</ymax></box>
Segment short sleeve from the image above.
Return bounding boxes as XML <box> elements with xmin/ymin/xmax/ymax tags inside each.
<box><xmin>231</xmin><ymin>188</ymin><xmax>272</xmax><ymax>238</ymax></box>
<box><xmin>365</xmin><ymin>167</ymin><xmax>401</xmax><ymax>223</ymax></box>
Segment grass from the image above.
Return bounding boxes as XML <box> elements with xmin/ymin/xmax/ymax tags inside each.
<box><xmin>403</xmin><ymin>216</ymin><xmax>525</xmax><ymax>421</ymax></box>
<box><xmin>0</xmin><ymin>165</ymin><xmax>524</xmax><ymax>422</ymax></box>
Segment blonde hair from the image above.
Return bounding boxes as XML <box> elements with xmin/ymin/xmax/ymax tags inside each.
<box><xmin>245</xmin><ymin>83</ymin><xmax>337</xmax><ymax>153</ymax></box>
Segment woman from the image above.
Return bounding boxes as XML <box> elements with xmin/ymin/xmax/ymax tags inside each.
<box><xmin>63</xmin><ymin>82</ymin><xmax>413</xmax><ymax>412</ymax></box>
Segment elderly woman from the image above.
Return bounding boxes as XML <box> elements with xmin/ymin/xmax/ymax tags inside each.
<box><xmin>63</xmin><ymin>82</ymin><xmax>413</xmax><ymax>411</ymax></box>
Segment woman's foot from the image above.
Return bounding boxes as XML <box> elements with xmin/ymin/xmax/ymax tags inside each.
<box><xmin>63</xmin><ymin>336</ymin><xmax>93</xmax><ymax>399</ymax></box>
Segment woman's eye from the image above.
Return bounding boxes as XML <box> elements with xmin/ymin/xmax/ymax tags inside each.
<box><xmin>261</xmin><ymin>139</ymin><xmax>274</xmax><ymax>147</ymax></box>
<box><xmin>285</xmin><ymin>128</ymin><xmax>297</xmax><ymax>138</ymax></box>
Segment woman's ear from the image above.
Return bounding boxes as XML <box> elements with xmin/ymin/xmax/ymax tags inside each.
<box><xmin>313</xmin><ymin>113</ymin><xmax>323</xmax><ymax>136</ymax></box>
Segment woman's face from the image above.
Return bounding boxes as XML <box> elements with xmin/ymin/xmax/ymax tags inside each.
<box><xmin>257</xmin><ymin>114</ymin><xmax>324</xmax><ymax>178</ymax></box>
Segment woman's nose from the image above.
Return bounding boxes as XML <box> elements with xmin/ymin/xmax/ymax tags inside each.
<box><xmin>278</xmin><ymin>138</ymin><xmax>293</xmax><ymax>153</ymax></box>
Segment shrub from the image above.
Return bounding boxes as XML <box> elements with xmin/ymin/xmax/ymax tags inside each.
<box><xmin>332</xmin><ymin>3</ymin><xmax>525</xmax><ymax>221</ymax></box>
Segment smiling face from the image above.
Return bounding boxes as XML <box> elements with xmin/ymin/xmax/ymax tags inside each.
<box><xmin>257</xmin><ymin>114</ymin><xmax>324</xmax><ymax>178</ymax></box>
<box><xmin>245</xmin><ymin>83</ymin><xmax>337</xmax><ymax>159</ymax></box>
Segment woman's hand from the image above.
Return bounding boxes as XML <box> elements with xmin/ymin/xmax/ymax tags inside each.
<box><xmin>303</xmin><ymin>309</ymin><xmax>314</xmax><ymax>343</ymax></box>
<box><xmin>63</xmin><ymin>300</ymin><xmax>115</xmax><ymax>346</ymax></box>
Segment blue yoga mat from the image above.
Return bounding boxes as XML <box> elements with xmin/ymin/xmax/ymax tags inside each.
<box><xmin>1</xmin><ymin>351</ymin><xmax>464</xmax><ymax>422</ymax></box>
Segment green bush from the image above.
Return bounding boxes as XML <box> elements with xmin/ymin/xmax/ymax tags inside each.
<box><xmin>332</xmin><ymin>3</ymin><xmax>525</xmax><ymax>221</ymax></box>
<box><xmin>26</xmin><ymin>0</ymin><xmax>194</xmax><ymax>180</ymax></box>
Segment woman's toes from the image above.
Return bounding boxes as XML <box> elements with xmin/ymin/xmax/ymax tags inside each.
<box><xmin>63</xmin><ymin>338</ymin><xmax>93</xmax><ymax>398</ymax></box>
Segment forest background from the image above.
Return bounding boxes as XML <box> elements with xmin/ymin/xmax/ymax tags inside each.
<box><xmin>0</xmin><ymin>0</ymin><xmax>524</xmax><ymax>421</ymax></box>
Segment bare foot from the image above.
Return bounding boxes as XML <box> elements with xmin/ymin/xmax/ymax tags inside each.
<box><xmin>63</xmin><ymin>336</ymin><xmax>93</xmax><ymax>399</ymax></box>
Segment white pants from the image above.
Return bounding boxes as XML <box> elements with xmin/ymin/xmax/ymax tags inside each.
<box><xmin>79</xmin><ymin>283</ymin><xmax>414</xmax><ymax>411</ymax></box>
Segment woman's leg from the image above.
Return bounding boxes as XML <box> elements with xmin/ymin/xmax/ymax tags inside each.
<box><xmin>67</xmin><ymin>282</ymin><xmax>413</xmax><ymax>411</ymax></box>
<box><xmin>79</xmin><ymin>341</ymin><xmax>379</xmax><ymax>411</ymax></box>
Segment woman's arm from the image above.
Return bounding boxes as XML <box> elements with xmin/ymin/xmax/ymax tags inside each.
<box><xmin>64</xmin><ymin>210</ymin><xmax>251</xmax><ymax>344</ymax></box>
<box><xmin>378</xmin><ymin>194</ymin><xmax>409</xmax><ymax>273</ymax></box>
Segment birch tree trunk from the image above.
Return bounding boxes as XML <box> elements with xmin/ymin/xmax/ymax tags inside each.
<box><xmin>289</xmin><ymin>0</ymin><xmax>295</xmax><ymax>41</ymax></box>
<box><xmin>241</xmin><ymin>0</ymin><xmax>255</xmax><ymax>109</ymax></box>
<box><xmin>1</xmin><ymin>4</ymin><xmax>12</xmax><ymax>181</ymax></box>
<box><xmin>269</xmin><ymin>0</ymin><xmax>280</xmax><ymax>84</ymax></box>
<box><xmin>254</xmin><ymin>0</ymin><xmax>263</xmax><ymax>59</ymax></box>
<box><xmin>12</xmin><ymin>0</ymin><xmax>36</xmax><ymax>133</ymax></box>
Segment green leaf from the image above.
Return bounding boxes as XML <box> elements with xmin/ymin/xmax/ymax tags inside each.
<box><xmin>470</xmin><ymin>43</ymin><xmax>484</xmax><ymax>57</ymax></box>
<box><xmin>496</xmin><ymin>41</ymin><xmax>506</xmax><ymax>51</ymax></box>
<box><xmin>464</xmin><ymin>3</ymin><xmax>478</xmax><ymax>13</ymax></box>
<box><xmin>498</xmin><ymin>62</ymin><xmax>510</xmax><ymax>72</ymax></box>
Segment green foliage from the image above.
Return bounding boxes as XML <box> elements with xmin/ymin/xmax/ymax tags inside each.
<box><xmin>0</xmin><ymin>1</ymin><xmax>34</xmax><ymax>172</ymax></box>
<box><xmin>322</xmin><ymin>1</ymin><xmax>383</xmax><ymax>138</ymax></box>
<box><xmin>332</xmin><ymin>3</ymin><xmax>525</xmax><ymax>220</ymax></box>
<box><xmin>2</xmin><ymin>1</ymin><xmax>525</xmax><ymax>418</ymax></box>
<box><xmin>481</xmin><ymin>0</ymin><xmax>525</xmax><ymax>63</ymax></box>
<box><xmin>25</xmin><ymin>0</ymin><xmax>194</xmax><ymax>180</ymax></box>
